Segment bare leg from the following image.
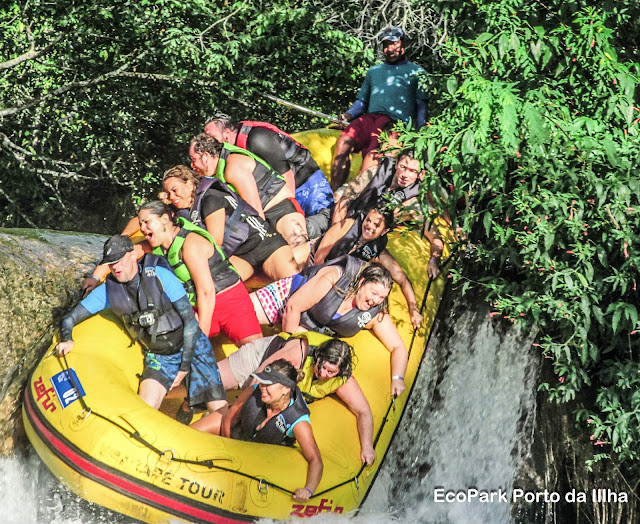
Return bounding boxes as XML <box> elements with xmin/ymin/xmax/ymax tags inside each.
<box><xmin>235</xmin><ymin>333</ymin><xmax>262</xmax><ymax>347</ymax></box>
<box><xmin>330</xmin><ymin>134</ymin><xmax>357</xmax><ymax>191</ymax></box>
<box><xmin>262</xmin><ymin>245</ymin><xmax>302</xmax><ymax>280</ymax></box>
<box><xmin>164</xmin><ymin>384</ymin><xmax>187</xmax><ymax>400</ymax></box>
<box><xmin>206</xmin><ymin>399</ymin><xmax>228</xmax><ymax>414</ymax></box>
<box><xmin>138</xmin><ymin>379</ymin><xmax>168</xmax><ymax>410</ymax></box>
<box><xmin>217</xmin><ymin>358</ymin><xmax>239</xmax><ymax>390</ymax></box>
<box><xmin>229</xmin><ymin>255</ymin><xmax>255</xmax><ymax>281</ymax></box>
<box><xmin>275</xmin><ymin>212</ymin><xmax>308</xmax><ymax>248</ymax></box>
<box><xmin>190</xmin><ymin>411</ymin><xmax>223</xmax><ymax>434</ymax></box>
<box><xmin>250</xmin><ymin>292</ymin><xmax>272</xmax><ymax>325</ymax></box>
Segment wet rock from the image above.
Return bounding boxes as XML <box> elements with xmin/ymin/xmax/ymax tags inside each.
<box><xmin>0</xmin><ymin>228</ymin><xmax>105</xmax><ymax>454</ymax></box>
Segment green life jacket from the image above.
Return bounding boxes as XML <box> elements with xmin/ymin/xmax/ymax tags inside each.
<box><xmin>153</xmin><ymin>217</ymin><xmax>239</xmax><ymax>305</ymax></box>
<box><xmin>216</xmin><ymin>143</ymin><xmax>286</xmax><ymax>207</ymax></box>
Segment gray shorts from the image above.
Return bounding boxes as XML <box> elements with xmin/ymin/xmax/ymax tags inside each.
<box><xmin>228</xmin><ymin>335</ymin><xmax>277</xmax><ymax>388</ymax></box>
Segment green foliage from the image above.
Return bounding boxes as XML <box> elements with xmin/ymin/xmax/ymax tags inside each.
<box><xmin>406</xmin><ymin>0</ymin><xmax>640</xmax><ymax>470</ymax></box>
<box><xmin>0</xmin><ymin>0</ymin><xmax>369</xmax><ymax>231</ymax></box>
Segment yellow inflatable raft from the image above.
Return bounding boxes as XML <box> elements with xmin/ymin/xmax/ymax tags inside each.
<box><xmin>23</xmin><ymin>131</ymin><xmax>452</xmax><ymax>523</ymax></box>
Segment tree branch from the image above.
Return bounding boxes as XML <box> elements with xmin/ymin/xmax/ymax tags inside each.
<box><xmin>0</xmin><ymin>185</ymin><xmax>38</xmax><ymax>228</ymax></box>
<box><xmin>0</xmin><ymin>50</ymin><xmax>149</xmax><ymax>118</ymax></box>
<box><xmin>114</xmin><ymin>70</ymin><xmax>254</xmax><ymax>108</ymax></box>
<box><xmin>0</xmin><ymin>33</ymin><xmax>65</xmax><ymax>71</ymax></box>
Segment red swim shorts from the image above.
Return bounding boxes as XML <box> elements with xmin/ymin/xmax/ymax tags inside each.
<box><xmin>342</xmin><ymin>113</ymin><xmax>393</xmax><ymax>158</ymax></box>
<box><xmin>198</xmin><ymin>282</ymin><xmax>262</xmax><ymax>343</ymax></box>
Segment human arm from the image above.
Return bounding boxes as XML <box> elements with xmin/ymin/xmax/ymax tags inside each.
<box><xmin>282</xmin><ymin>267</ymin><xmax>341</xmax><ymax>333</ymax></box>
<box><xmin>82</xmin><ymin>220</ymin><xmax>149</xmax><ymax>292</ymax></box>
<box><xmin>377</xmin><ymin>250</ymin><xmax>422</xmax><ymax>329</ymax></box>
<box><xmin>332</xmin><ymin>165</ymin><xmax>378</xmax><ymax>225</ymax></box>
<box><xmin>182</xmin><ymin>234</ymin><xmax>217</xmax><ymax>337</ymax></box>
<box><xmin>224</xmin><ymin>154</ymin><xmax>266</xmax><ymax>219</ymax></box>
<box><xmin>292</xmin><ymin>421</ymin><xmax>323</xmax><ymax>500</ymax></box>
<box><xmin>203</xmin><ymin>208</ymin><xmax>226</xmax><ymax>248</ymax></box>
<box><xmin>416</xmin><ymin>99</ymin><xmax>428</xmax><ymax>128</ymax></box>
<box><xmin>56</xmin><ymin>304</ymin><xmax>93</xmax><ymax>356</ymax></box>
<box><xmin>171</xmin><ymin>294</ymin><xmax>202</xmax><ymax>382</ymax></box>
<box><xmin>339</xmin><ymin>99</ymin><xmax>366</xmax><ymax>123</ymax></box>
<box><xmin>220</xmin><ymin>384</ymin><xmax>254</xmax><ymax>438</ymax></box>
<box><xmin>57</xmin><ymin>285</ymin><xmax>109</xmax><ymax>355</ymax></box>
<box><xmin>425</xmin><ymin>223</ymin><xmax>444</xmax><ymax>280</ymax></box>
<box><xmin>369</xmin><ymin>314</ymin><xmax>408</xmax><ymax>396</ymax></box>
<box><xmin>312</xmin><ymin>219</ymin><xmax>353</xmax><ymax>265</ymax></box>
<box><xmin>335</xmin><ymin>377</ymin><xmax>376</xmax><ymax>465</ymax></box>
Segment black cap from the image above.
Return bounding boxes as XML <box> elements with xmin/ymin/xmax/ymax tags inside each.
<box><xmin>381</xmin><ymin>26</ymin><xmax>405</xmax><ymax>43</ymax></box>
<box><xmin>99</xmin><ymin>235</ymin><xmax>134</xmax><ymax>265</ymax></box>
<box><xmin>251</xmin><ymin>365</ymin><xmax>297</xmax><ymax>390</ymax></box>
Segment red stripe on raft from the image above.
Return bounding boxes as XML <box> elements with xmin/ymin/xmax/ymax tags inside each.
<box><xmin>25</xmin><ymin>391</ymin><xmax>247</xmax><ymax>524</ymax></box>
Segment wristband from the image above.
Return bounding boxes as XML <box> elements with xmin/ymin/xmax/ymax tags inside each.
<box><xmin>392</xmin><ymin>375</ymin><xmax>404</xmax><ymax>381</ymax></box>
<box><xmin>304</xmin><ymin>487</ymin><xmax>314</xmax><ymax>497</ymax></box>
<box><xmin>89</xmin><ymin>274</ymin><xmax>100</xmax><ymax>281</ymax></box>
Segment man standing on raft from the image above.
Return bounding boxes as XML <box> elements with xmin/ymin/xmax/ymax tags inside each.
<box><xmin>330</xmin><ymin>26</ymin><xmax>429</xmax><ymax>190</ymax></box>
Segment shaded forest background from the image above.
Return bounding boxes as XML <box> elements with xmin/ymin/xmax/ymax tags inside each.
<box><xmin>3</xmin><ymin>0</ymin><xmax>640</xmax><ymax>517</ymax></box>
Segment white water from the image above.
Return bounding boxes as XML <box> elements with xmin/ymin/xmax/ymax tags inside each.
<box><xmin>3</xmin><ymin>295</ymin><xmax>539</xmax><ymax>524</ymax></box>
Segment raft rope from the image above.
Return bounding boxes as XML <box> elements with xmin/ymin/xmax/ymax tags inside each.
<box><xmin>56</xmin><ymin>249</ymin><xmax>458</xmax><ymax>499</ymax></box>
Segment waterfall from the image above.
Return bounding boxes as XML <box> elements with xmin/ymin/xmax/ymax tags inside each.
<box><xmin>360</xmin><ymin>290</ymin><xmax>540</xmax><ymax>524</ymax></box>
<box><xmin>1</xmin><ymin>452</ymin><xmax>138</xmax><ymax>524</ymax></box>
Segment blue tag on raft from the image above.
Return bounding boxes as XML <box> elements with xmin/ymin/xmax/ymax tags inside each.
<box><xmin>51</xmin><ymin>369</ymin><xmax>86</xmax><ymax>409</ymax></box>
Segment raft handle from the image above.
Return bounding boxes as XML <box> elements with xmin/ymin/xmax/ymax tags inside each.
<box><xmin>257</xmin><ymin>479</ymin><xmax>269</xmax><ymax>495</ymax></box>
<box><xmin>160</xmin><ymin>449</ymin><xmax>175</xmax><ymax>463</ymax></box>
<box><xmin>79</xmin><ymin>408</ymin><xmax>92</xmax><ymax>420</ymax></box>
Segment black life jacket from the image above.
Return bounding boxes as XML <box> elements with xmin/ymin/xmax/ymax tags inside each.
<box><xmin>296</xmin><ymin>255</ymin><xmax>383</xmax><ymax>338</ymax></box>
<box><xmin>218</xmin><ymin>143</ymin><xmax>286</xmax><ymax>208</ymax></box>
<box><xmin>106</xmin><ymin>254</ymin><xmax>183</xmax><ymax>354</ymax></box>
<box><xmin>325</xmin><ymin>212</ymin><xmax>388</xmax><ymax>262</ymax></box>
<box><xmin>235</xmin><ymin>385</ymin><xmax>310</xmax><ymax>446</ymax></box>
<box><xmin>348</xmin><ymin>156</ymin><xmax>420</xmax><ymax>218</ymax></box>
<box><xmin>188</xmin><ymin>177</ymin><xmax>263</xmax><ymax>257</ymax></box>
<box><xmin>236</xmin><ymin>121</ymin><xmax>318</xmax><ymax>186</ymax></box>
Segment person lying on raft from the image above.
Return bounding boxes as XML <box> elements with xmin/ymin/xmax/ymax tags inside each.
<box><xmin>204</xmin><ymin>113</ymin><xmax>333</xmax><ymax>217</ymax></box>
<box><xmin>191</xmin><ymin>359</ymin><xmax>323</xmax><ymax>502</ymax></box>
<box><xmin>212</xmin><ymin>332</ymin><xmax>376</xmax><ymax>465</ymax></box>
<box><xmin>311</xmin><ymin>206</ymin><xmax>424</xmax><ymax>328</ymax></box>
<box><xmin>160</xmin><ymin>165</ymin><xmax>307</xmax><ymax>279</ymax></box>
<box><xmin>250</xmin><ymin>257</ymin><xmax>408</xmax><ymax>397</ymax></box>
<box><xmin>189</xmin><ymin>132</ymin><xmax>309</xmax><ymax>250</ymax></box>
<box><xmin>56</xmin><ymin>235</ymin><xmax>227</xmax><ymax>414</ymax></box>
<box><xmin>138</xmin><ymin>200</ymin><xmax>262</xmax><ymax>347</ymax></box>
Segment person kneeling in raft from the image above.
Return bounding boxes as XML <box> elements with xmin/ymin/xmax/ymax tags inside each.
<box><xmin>138</xmin><ymin>201</ymin><xmax>262</xmax><ymax>347</ymax></box>
<box><xmin>56</xmin><ymin>235</ymin><xmax>227</xmax><ymax>414</ymax></box>
<box><xmin>191</xmin><ymin>359</ymin><xmax>323</xmax><ymax>502</ymax></box>
<box><xmin>250</xmin><ymin>256</ymin><xmax>408</xmax><ymax>397</ymax></box>
<box><xmin>213</xmin><ymin>332</ymin><xmax>376</xmax><ymax>465</ymax></box>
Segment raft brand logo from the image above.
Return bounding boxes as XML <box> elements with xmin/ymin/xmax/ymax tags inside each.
<box><xmin>290</xmin><ymin>498</ymin><xmax>344</xmax><ymax>517</ymax></box>
<box><xmin>51</xmin><ymin>369</ymin><xmax>86</xmax><ymax>408</ymax></box>
<box><xmin>34</xmin><ymin>376</ymin><xmax>57</xmax><ymax>412</ymax></box>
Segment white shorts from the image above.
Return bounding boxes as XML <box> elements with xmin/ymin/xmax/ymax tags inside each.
<box><xmin>228</xmin><ymin>335</ymin><xmax>278</xmax><ymax>388</ymax></box>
